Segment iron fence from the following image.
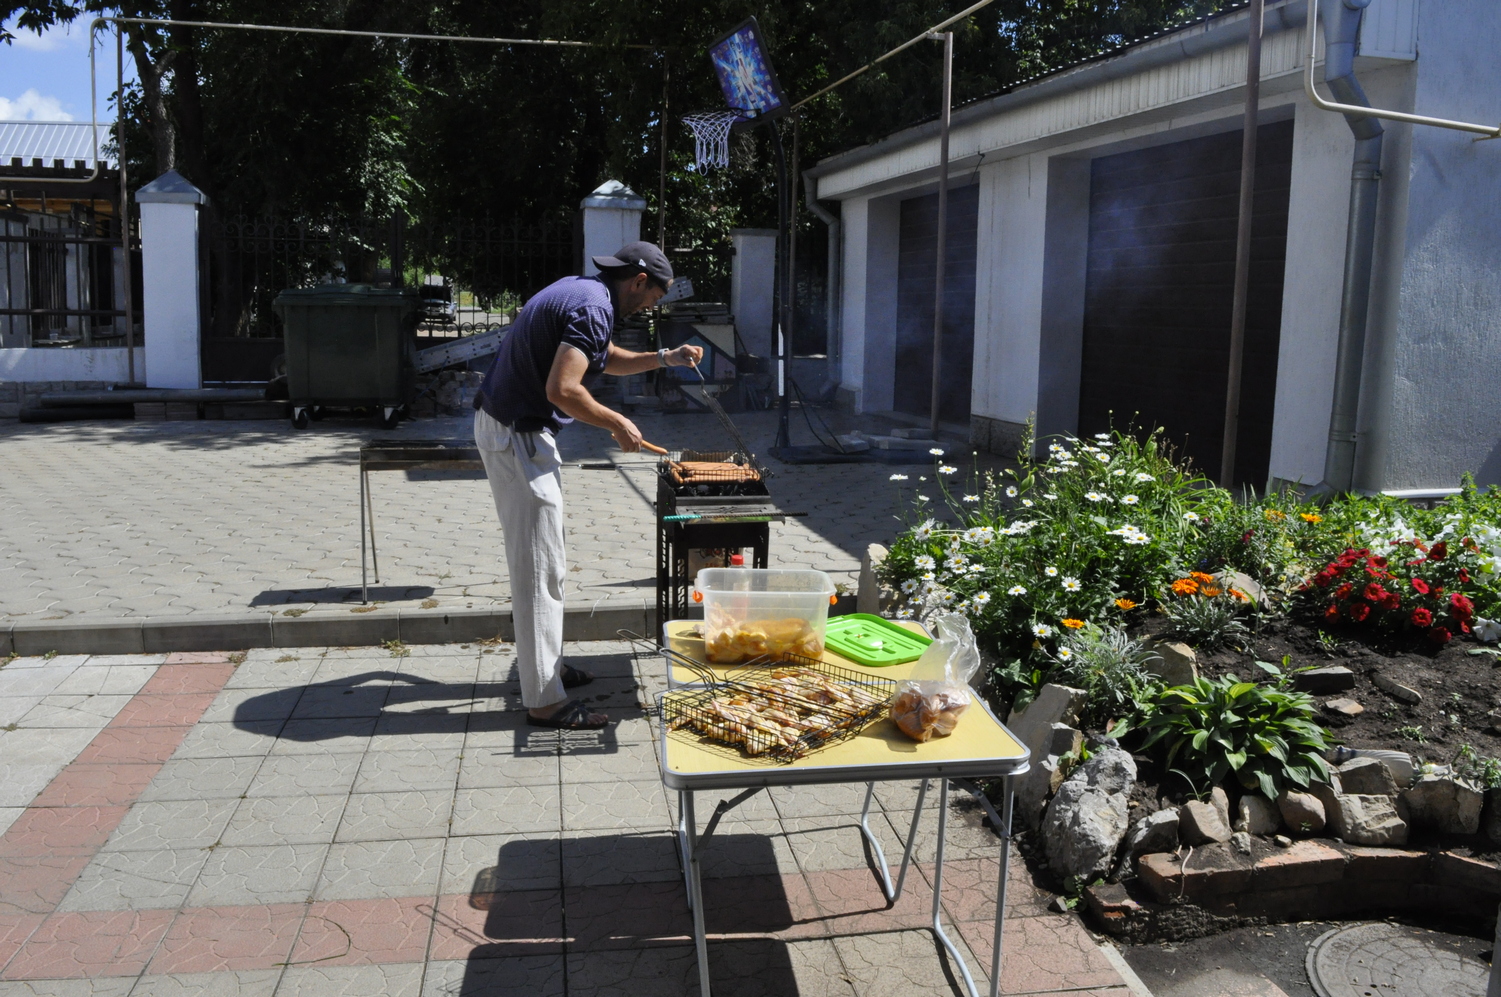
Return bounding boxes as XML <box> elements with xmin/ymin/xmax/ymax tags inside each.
<box><xmin>0</xmin><ymin>206</ymin><xmax>136</xmax><ymax>349</ymax></box>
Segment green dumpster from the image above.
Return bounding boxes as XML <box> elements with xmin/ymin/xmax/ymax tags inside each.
<box><xmin>272</xmin><ymin>284</ymin><xmax>419</xmax><ymax>429</ymax></box>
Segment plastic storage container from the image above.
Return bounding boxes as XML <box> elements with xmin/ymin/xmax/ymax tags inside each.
<box><xmin>694</xmin><ymin>568</ymin><xmax>838</xmax><ymax>664</ymax></box>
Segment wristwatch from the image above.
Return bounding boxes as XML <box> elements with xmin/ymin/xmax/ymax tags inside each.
<box><xmin>657</xmin><ymin>348</ymin><xmax>669</xmax><ymax>368</ymax></box>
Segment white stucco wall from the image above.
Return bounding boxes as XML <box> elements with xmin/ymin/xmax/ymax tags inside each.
<box><xmin>0</xmin><ymin>347</ymin><xmax>144</xmax><ymax>383</ymax></box>
<box><xmin>139</xmin><ymin>200</ymin><xmax>203</xmax><ymax>390</ymax></box>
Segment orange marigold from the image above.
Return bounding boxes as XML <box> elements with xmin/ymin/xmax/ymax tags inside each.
<box><xmin>1170</xmin><ymin>578</ymin><xmax>1200</xmax><ymax>596</ymax></box>
<box><xmin>1114</xmin><ymin>598</ymin><xmax>1138</xmax><ymax>611</ymax></box>
<box><xmin>1200</xmin><ymin>585</ymin><xmax>1223</xmax><ymax>598</ymax></box>
<box><xmin>1264</xmin><ymin>509</ymin><xmax>1287</xmax><ymax>521</ymax></box>
<box><xmin>1061</xmin><ymin>618</ymin><xmax>1086</xmax><ymax>629</ymax></box>
<box><xmin>1229</xmin><ymin>588</ymin><xmax>1250</xmax><ymax>602</ymax></box>
<box><xmin>1189</xmin><ymin>571</ymin><xmax>1216</xmax><ymax>585</ymax></box>
<box><xmin>1300</xmin><ymin>512</ymin><xmax>1323</xmax><ymax>523</ymax></box>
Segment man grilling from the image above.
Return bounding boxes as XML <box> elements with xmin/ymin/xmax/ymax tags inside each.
<box><xmin>473</xmin><ymin>242</ymin><xmax>702</xmax><ymax>730</ymax></box>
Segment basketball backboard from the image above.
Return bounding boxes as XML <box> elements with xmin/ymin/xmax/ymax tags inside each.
<box><xmin>707</xmin><ymin>17</ymin><xmax>788</xmax><ymax>124</ymax></box>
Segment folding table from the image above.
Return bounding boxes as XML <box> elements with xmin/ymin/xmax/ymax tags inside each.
<box><xmin>654</xmin><ymin>621</ymin><xmax>1030</xmax><ymax>997</ymax></box>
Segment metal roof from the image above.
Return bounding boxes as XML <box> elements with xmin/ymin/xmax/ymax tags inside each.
<box><xmin>0</xmin><ymin>120</ymin><xmax>116</xmax><ymax>167</ymax></box>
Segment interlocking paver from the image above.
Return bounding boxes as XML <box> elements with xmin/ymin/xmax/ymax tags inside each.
<box><xmin>99</xmin><ymin>801</ymin><xmax>238</xmax><ymax>853</ymax></box>
<box><xmin>335</xmin><ymin>791</ymin><xmax>454</xmax><ymax>842</ymax></box>
<box><xmin>315</xmin><ymin>839</ymin><xmax>445</xmax><ymax>901</ymax></box>
<box><xmin>187</xmin><ymin>844</ymin><xmax>327</xmax><ymax>906</ymax></box>
<box><xmin>276</xmin><ymin>964</ymin><xmax>425</xmax><ymax>997</ymax></box>
<box><xmin>137</xmin><ymin>757</ymin><xmax>261</xmax><ymax>803</ymax></box>
<box><xmin>418</xmin><ymin>956</ymin><xmax>565</xmax><ymax>997</ymax></box>
<box><xmin>246</xmin><ymin>754</ymin><xmax>363</xmax><ymax>798</ymax></box>
<box><xmin>351</xmin><ymin>748</ymin><xmax>462</xmax><ymax>795</ymax></box>
<box><xmin>57</xmin><ymin>848</ymin><xmax>210</xmax><ymax>912</ymax></box>
<box><xmin>124</xmin><ymin>969</ymin><xmax>281</xmax><ymax>996</ymax></box>
<box><xmin>219</xmin><ymin>796</ymin><xmax>346</xmax><ymax>848</ymax></box>
<box><xmin>438</xmin><ymin>833</ymin><xmax>560</xmax><ymax>895</ymax></box>
<box><xmin>449</xmin><ymin>786</ymin><xmax>559</xmax><ymax>837</ymax></box>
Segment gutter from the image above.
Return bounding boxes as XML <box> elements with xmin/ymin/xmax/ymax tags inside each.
<box><xmin>802</xmin><ymin>170</ymin><xmax>842</xmax><ymax>392</ymax></box>
<box><xmin>806</xmin><ymin>0</ymin><xmax>1308</xmax><ymax>183</ymax></box>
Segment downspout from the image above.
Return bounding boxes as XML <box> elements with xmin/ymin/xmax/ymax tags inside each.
<box><xmin>803</xmin><ymin>169</ymin><xmax>843</xmax><ymax>399</ymax></box>
<box><xmin>1315</xmin><ymin>0</ymin><xmax>1384</xmax><ymax>494</ymax></box>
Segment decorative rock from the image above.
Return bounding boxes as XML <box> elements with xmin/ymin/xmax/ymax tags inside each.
<box><xmin>1324</xmin><ymin>698</ymin><xmax>1365</xmax><ymax>718</ymax></box>
<box><xmin>1142</xmin><ymin>640</ymin><xmax>1197</xmax><ymax>687</ymax></box>
<box><xmin>1179</xmin><ymin>800</ymin><xmax>1233</xmax><ymax>845</ymax></box>
<box><xmin>1401</xmin><ymin>775</ymin><xmax>1483</xmax><ymax>835</ymax></box>
<box><xmin>1013</xmin><ymin>724</ymin><xmax>1084</xmax><ymax>830</ymax></box>
<box><xmin>1008</xmin><ymin>684</ymin><xmax>1087</xmax><ymax>744</ymax></box>
<box><xmin>1294</xmin><ymin>666</ymin><xmax>1356</xmax><ymax>695</ymax></box>
<box><xmin>1274</xmin><ymin>834</ymin><xmax>1293</xmax><ymax>847</ymax></box>
<box><xmin>1210</xmin><ymin>786</ymin><xmax>1231</xmax><ymax>830</ymax></box>
<box><xmin>1235</xmin><ymin>794</ymin><xmax>1282</xmax><ymax>835</ymax></box>
<box><xmin>1323</xmin><ymin>793</ymin><xmax>1409</xmax><ymax>846</ymax></box>
<box><xmin>1326</xmin><ymin>748</ymin><xmax>1414</xmax><ymax>788</ymax></box>
<box><xmin>1373</xmin><ymin>672</ymin><xmax>1422</xmax><ymax>704</ymax></box>
<box><xmin>1277</xmin><ymin>790</ymin><xmax>1327</xmax><ymax>835</ymax></box>
<box><xmin>1218</xmin><ymin>570</ymin><xmax>1264</xmax><ymax>605</ymax></box>
<box><xmin>1115</xmin><ymin>808</ymin><xmax>1180</xmax><ymax>876</ymax></box>
<box><xmin>1042</xmin><ymin>743</ymin><xmax>1137</xmax><ymax>881</ymax></box>
<box><xmin>1230</xmin><ymin>831</ymin><xmax>1253</xmax><ymax>855</ymax></box>
<box><xmin>1338</xmin><ymin>757</ymin><xmax>1399</xmax><ymax>798</ymax></box>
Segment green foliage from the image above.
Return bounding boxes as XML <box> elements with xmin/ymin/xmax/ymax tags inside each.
<box><xmin>1130</xmin><ymin>668</ymin><xmax>1333</xmax><ymax>801</ymax></box>
<box><xmin>1455</xmin><ymin>743</ymin><xmax>1501</xmax><ymax>790</ymax></box>
<box><xmin>1394</xmin><ymin>724</ymin><xmax>1426</xmax><ymax>744</ymax></box>
<box><xmin>1052</xmin><ymin>622</ymin><xmax>1163</xmax><ymax>727</ymax></box>
<box><xmin>1160</xmin><ymin>593</ymin><xmax>1251</xmax><ymax>652</ymax></box>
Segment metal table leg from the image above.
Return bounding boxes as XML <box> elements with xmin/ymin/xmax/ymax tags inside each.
<box><xmin>989</xmin><ymin>776</ymin><xmax>1015</xmax><ymax>997</ymax></box>
<box><xmin>360</xmin><ymin>465</ymin><xmax>368</xmax><ymax>604</ymax></box>
<box><xmin>859</xmin><ymin>779</ymin><xmax>929</xmax><ymax>903</ymax></box>
<box><xmin>681</xmin><ymin>790</ymin><xmax>712</xmax><ymax>997</ymax></box>
<box><xmin>929</xmin><ymin>778</ymin><xmax>983</xmax><ymax>997</ymax></box>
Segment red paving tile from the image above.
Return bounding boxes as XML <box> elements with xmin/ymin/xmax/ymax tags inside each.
<box><xmin>0</xmin><ymin>914</ymin><xmax>44</xmax><ymax>973</ymax></box>
<box><xmin>290</xmin><ymin>897</ymin><xmax>435</xmax><ymax>967</ymax></box>
<box><xmin>146</xmin><ymin>904</ymin><xmax>305</xmax><ymax>975</ymax></box>
<box><xmin>27</xmin><ymin>763</ymin><xmax>161</xmax><ymax>808</ymax></box>
<box><xmin>143</xmin><ymin>663</ymin><xmax>237</xmax><ymax>695</ymax></box>
<box><xmin>563</xmin><ymin>881</ymin><xmax>688</xmax><ymax>950</ymax></box>
<box><xmin>800</xmin><ymin>865</ymin><xmax>935</xmax><ymax>936</ymax></box>
<box><xmin>429</xmin><ymin>891</ymin><xmax>564</xmax><ymax>960</ymax></box>
<box><xmin>0</xmin><ymin>807</ymin><xmax>128</xmax><ymax>859</ymax></box>
<box><xmin>955</xmin><ymin>913</ymin><xmax>1124</xmax><ymax>995</ymax></box>
<box><xmin>74</xmin><ymin>726</ymin><xmax>193</xmax><ymax>766</ymax></box>
<box><xmin>1</xmin><ymin>909</ymin><xmax>174</xmax><ymax>980</ymax></box>
<box><xmin>0</xmin><ymin>854</ymin><xmax>95</xmax><ymax>915</ymax></box>
<box><xmin>108</xmin><ymin>693</ymin><xmax>218</xmax><ymax>729</ymax></box>
<box><xmin>923</xmin><ymin>857</ymin><xmax>1056</xmax><ymax>923</ymax></box>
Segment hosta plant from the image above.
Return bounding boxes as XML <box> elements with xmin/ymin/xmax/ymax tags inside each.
<box><xmin>1130</xmin><ymin>664</ymin><xmax>1333</xmax><ymax>800</ymax></box>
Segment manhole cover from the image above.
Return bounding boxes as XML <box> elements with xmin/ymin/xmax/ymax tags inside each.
<box><xmin>1307</xmin><ymin>922</ymin><xmax>1489</xmax><ymax>997</ymax></box>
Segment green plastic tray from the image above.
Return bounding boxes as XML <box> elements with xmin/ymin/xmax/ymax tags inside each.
<box><xmin>824</xmin><ymin>614</ymin><xmax>932</xmax><ymax>667</ymax></box>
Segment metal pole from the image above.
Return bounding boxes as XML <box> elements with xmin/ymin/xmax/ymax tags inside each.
<box><xmin>118</xmin><ymin>26</ymin><xmax>135</xmax><ymax>386</ymax></box>
<box><xmin>929</xmin><ymin>31</ymin><xmax>953</xmax><ymax>440</ymax></box>
<box><xmin>1219</xmin><ymin>0</ymin><xmax>1262</xmax><ymax>488</ymax></box>
<box><xmin>772</xmin><ymin>120</ymin><xmax>792</xmax><ymax>451</ymax></box>
<box><xmin>658</xmin><ymin>55</ymin><xmax>669</xmax><ymax>247</ymax></box>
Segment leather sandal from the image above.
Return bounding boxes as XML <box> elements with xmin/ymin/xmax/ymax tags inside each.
<box><xmin>526</xmin><ymin>699</ymin><xmax>609</xmax><ymax>730</ymax></box>
<box><xmin>561</xmin><ymin>664</ymin><xmax>594</xmax><ymax>689</ymax></box>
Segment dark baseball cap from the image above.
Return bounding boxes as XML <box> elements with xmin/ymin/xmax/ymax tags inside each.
<box><xmin>592</xmin><ymin>241</ymin><xmax>674</xmax><ymax>289</ymax></box>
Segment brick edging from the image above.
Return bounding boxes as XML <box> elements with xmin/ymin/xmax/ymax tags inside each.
<box><xmin>1087</xmin><ymin>838</ymin><xmax>1501</xmax><ymax>942</ymax></box>
<box><xmin>1</xmin><ymin>603</ymin><xmax>657</xmax><ymax>657</ymax></box>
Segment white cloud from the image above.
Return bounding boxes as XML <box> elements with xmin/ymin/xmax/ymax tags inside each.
<box><xmin>0</xmin><ymin>89</ymin><xmax>73</xmax><ymax>121</ymax></box>
<box><xmin>4</xmin><ymin>17</ymin><xmax>89</xmax><ymax>52</ymax></box>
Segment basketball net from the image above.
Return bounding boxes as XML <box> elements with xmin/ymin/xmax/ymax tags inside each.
<box><xmin>682</xmin><ymin>111</ymin><xmax>744</xmax><ymax>170</ymax></box>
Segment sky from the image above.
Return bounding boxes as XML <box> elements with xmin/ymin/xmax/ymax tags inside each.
<box><xmin>1</xmin><ymin>15</ymin><xmax>137</xmax><ymax>122</ymax></box>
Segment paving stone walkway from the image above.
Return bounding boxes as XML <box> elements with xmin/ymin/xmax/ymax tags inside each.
<box><xmin>1</xmin><ymin>409</ymin><xmax>1000</xmax><ymax>626</ymax></box>
<box><xmin>0</xmin><ymin>643</ymin><xmax>1140</xmax><ymax>997</ymax></box>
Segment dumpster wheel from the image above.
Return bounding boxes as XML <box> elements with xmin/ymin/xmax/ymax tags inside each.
<box><xmin>292</xmin><ymin>407</ymin><xmax>310</xmax><ymax>430</ymax></box>
<box><xmin>379</xmin><ymin>406</ymin><xmax>401</xmax><ymax>430</ymax></box>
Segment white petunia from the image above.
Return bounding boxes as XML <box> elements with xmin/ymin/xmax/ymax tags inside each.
<box><xmin>939</xmin><ymin>465</ymin><xmax>957</xmax><ymax>475</ymax></box>
<box><xmin>1044</xmin><ymin>566</ymin><xmax>1059</xmax><ymax>577</ymax></box>
<box><xmin>914</xmin><ymin>555</ymin><xmax>936</xmax><ymax>570</ymax></box>
<box><xmin>1183</xmin><ymin>511</ymin><xmax>1201</xmax><ymax>523</ymax></box>
<box><xmin>930</xmin><ymin>448</ymin><xmax>945</xmax><ymax>456</ymax></box>
<box><xmin>1007</xmin><ymin>584</ymin><xmax>1027</xmax><ymax>596</ymax></box>
<box><xmin>973</xmin><ymin>591</ymin><xmax>992</xmax><ymax>607</ymax></box>
<box><xmin>1121</xmin><ymin>494</ymin><xmax>1139</xmax><ymax>505</ymax></box>
<box><xmin>1006</xmin><ymin>485</ymin><xmax>1018</xmax><ymax>498</ymax></box>
<box><xmin>1475</xmin><ymin>617</ymin><xmax>1501</xmax><ymax>642</ymax></box>
<box><xmin>1085</xmin><ymin>492</ymin><xmax>1108</xmax><ymax>503</ymax></box>
<box><xmin>1032</xmin><ymin>623</ymin><xmax>1054</xmax><ymax>638</ymax></box>
<box><xmin>1135</xmin><ymin>472</ymin><xmax>1154</xmax><ymax>483</ymax></box>
<box><xmin>889</xmin><ymin>473</ymin><xmax>909</xmax><ymax>481</ymax></box>
<box><xmin>962</xmin><ymin>494</ymin><xmax>980</xmax><ymax>503</ymax></box>
<box><xmin>1062</xmin><ymin>577</ymin><xmax>1082</xmax><ymax>592</ymax></box>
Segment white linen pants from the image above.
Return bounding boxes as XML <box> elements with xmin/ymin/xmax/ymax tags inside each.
<box><xmin>474</xmin><ymin>409</ymin><xmax>568</xmax><ymax>710</ymax></box>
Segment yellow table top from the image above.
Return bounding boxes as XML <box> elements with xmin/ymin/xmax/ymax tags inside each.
<box><xmin>662</xmin><ymin>618</ymin><xmax>937</xmax><ymax>686</ymax></box>
<box><xmin>656</xmin><ymin>619</ymin><xmax>1029</xmax><ymax>791</ymax></box>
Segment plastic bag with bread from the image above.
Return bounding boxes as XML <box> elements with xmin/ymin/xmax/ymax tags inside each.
<box><xmin>890</xmin><ymin>613</ymin><xmax>982</xmax><ymax>742</ymax></box>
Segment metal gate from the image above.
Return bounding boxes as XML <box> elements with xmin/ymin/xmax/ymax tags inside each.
<box><xmin>0</xmin><ymin>206</ymin><xmax>137</xmax><ymax>349</ymax></box>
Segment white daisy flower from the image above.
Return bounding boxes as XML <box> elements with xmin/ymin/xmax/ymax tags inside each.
<box><xmin>1183</xmin><ymin>511</ymin><xmax>1201</xmax><ymax>523</ymax></box>
<box><xmin>1122</xmin><ymin>494</ymin><xmax>1140</xmax><ymax>505</ymax></box>
<box><xmin>945</xmin><ymin>555</ymin><xmax>967</xmax><ymax>571</ymax></box>
<box><xmin>1135</xmin><ymin>472</ymin><xmax>1154</xmax><ymax>483</ymax></box>
<box><xmin>1007</xmin><ymin>584</ymin><xmax>1027</xmax><ymax>596</ymax></box>
<box><xmin>1049</xmin><ymin>443</ymin><xmax>1064</xmax><ymax>453</ymax></box>
<box><xmin>1097</xmin><ymin>454</ymin><xmax>1111</xmax><ymax>464</ymax></box>
<box><xmin>896</xmin><ymin>609</ymin><xmax>914</xmax><ymax>620</ymax></box>
<box><xmin>1082</xmin><ymin>445</ymin><xmax>1099</xmax><ymax>454</ymax></box>
<box><xmin>968</xmin><ymin>563</ymin><xmax>985</xmax><ymax>574</ymax></box>
<box><xmin>940</xmin><ymin>590</ymin><xmax>956</xmax><ymax>604</ymax></box>
<box><xmin>916</xmin><ymin>494</ymin><xmax>930</xmax><ymax>504</ymax></box>
<box><xmin>1124</xmin><ymin>534</ymin><xmax>1150</xmax><ymax>545</ymax></box>
<box><xmin>918</xmin><ymin>476</ymin><xmax>927</xmax><ymax>482</ymax></box>
<box><xmin>973</xmin><ymin>591</ymin><xmax>992</xmax><ymax>607</ymax></box>
<box><xmin>1085</xmin><ymin>492</ymin><xmax>1108</xmax><ymax>503</ymax></box>
<box><xmin>1057</xmin><ymin>647</ymin><xmax>1074</xmax><ymax>661</ymax></box>
<box><xmin>889</xmin><ymin>473</ymin><xmax>909</xmax><ymax>481</ymax></box>
<box><xmin>921</xmin><ymin>572</ymin><xmax>936</xmax><ymax>582</ymax></box>
<box><xmin>1044</xmin><ymin>566</ymin><xmax>1059</xmax><ymax>577</ymax></box>
<box><xmin>1093</xmin><ymin>433</ymin><xmax>1110</xmax><ymax>440</ymax></box>
<box><xmin>1062</xmin><ymin>577</ymin><xmax>1082</xmax><ymax>592</ymax></box>
<box><xmin>962</xmin><ymin>494</ymin><xmax>980</xmax><ymax>503</ymax></box>
<box><xmin>929</xmin><ymin>448</ymin><xmax>945</xmax><ymax>456</ymax></box>
<box><xmin>1022</xmin><ymin>499</ymin><xmax>1034</xmax><ymax>508</ymax></box>
<box><xmin>1112</xmin><ymin>469</ymin><xmax>1126</xmax><ymax>477</ymax></box>
<box><xmin>1005</xmin><ymin>485</ymin><xmax>1018</xmax><ymax>498</ymax></box>
<box><xmin>913</xmin><ymin>520</ymin><xmax>936</xmax><ymax>541</ymax></box>
<box><xmin>939</xmin><ymin>465</ymin><xmax>957</xmax><ymax>475</ymax></box>
<box><xmin>900</xmin><ymin>579</ymin><xmax>919</xmax><ymax>594</ymax></box>
<box><xmin>1044</xmin><ymin>493</ymin><xmax>1059</xmax><ymax>500</ymax></box>
<box><xmin>1032</xmin><ymin>623</ymin><xmax>1054</xmax><ymax>638</ymax></box>
<box><xmin>914</xmin><ymin>555</ymin><xmax>935</xmax><ymax>570</ymax></box>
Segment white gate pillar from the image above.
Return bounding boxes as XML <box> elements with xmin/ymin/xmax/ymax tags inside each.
<box><xmin>136</xmin><ymin>170</ymin><xmax>207</xmax><ymax>389</ymax></box>
<box><xmin>730</xmin><ymin>228</ymin><xmax>777</xmax><ymax>359</ymax></box>
<box><xmin>580</xmin><ymin>180</ymin><xmax>647</xmax><ymax>276</ymax></box>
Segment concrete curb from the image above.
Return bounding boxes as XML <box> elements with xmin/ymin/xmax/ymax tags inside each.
<box><xmin>2</xmin><ymin>602</ymin><xmax>656</xmax><ymax>656</ymax></box>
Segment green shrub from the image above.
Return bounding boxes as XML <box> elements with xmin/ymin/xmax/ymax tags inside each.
<box><xmin>1129</xmin><ymin>663</ymin><xmax>1333</xmax><ymax>800</ymax></box>
<box><xmin>1160</xmin><ymin>590</ymin><xmax>1253</xmax><ymax>652</ymax></box>
<box><xmin>1051</xmin><ymin>622</ymin><xmax>1163</xmax><ymax>727</ymax></box>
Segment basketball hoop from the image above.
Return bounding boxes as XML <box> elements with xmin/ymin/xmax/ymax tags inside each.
<box><xmin>682</xmin><ymin>111</ymin><xmax>744</xmax><ymax>170</ymax></box>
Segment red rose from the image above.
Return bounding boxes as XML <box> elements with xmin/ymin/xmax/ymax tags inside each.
<box><xmin>1380</xmin><ymin>592</ymin><xmax>1402</xmax><ymax>611</ymax></box>
<box><xmin>1451</xmin><ymin>592</ymin><xmax>1475</xmax><ymax>620</ymax></box>
<box><xmin>1410</xmin><ymin>607</ymin><xmax>1433</xmax><ymax>627</ymax></box>
<box><xmin>1410</xmin><ymin>578</ymin><xmax>1430</xmax><ymax>595</ymax></box>
<box><xmin>1363</xmin><ymin>582</ymin><xmax>1387</xmax><ymax>602</ymax></box>
<box><xmin>1325</xmin><ymin>604</ymin><xmax>1341</xmax><ymax>622</ymax></box>
<box><xmin>1349</xmin><ymin>603</ymin><xmax>1371</xmax><ymax>622</ymax></box>
<box><xmin>1430</xmin><ymin>542</ymin><xmax>1448</xmax><ymax>561</ymax></box>
<box><xmin>1314</xmin><ymin>570</ymin><xmax>1336</xmax><ymax>588</ymax></box>
<box><xmin>1428</xmin><ymin>626</ymin><xmax>1452</xmax><ymax>644</ymax></box>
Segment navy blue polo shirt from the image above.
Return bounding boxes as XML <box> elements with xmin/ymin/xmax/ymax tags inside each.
<box><xmin>474</xmin><ymin>276</ymin><xmax>616</xmax><ymax>433</ymax></box>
